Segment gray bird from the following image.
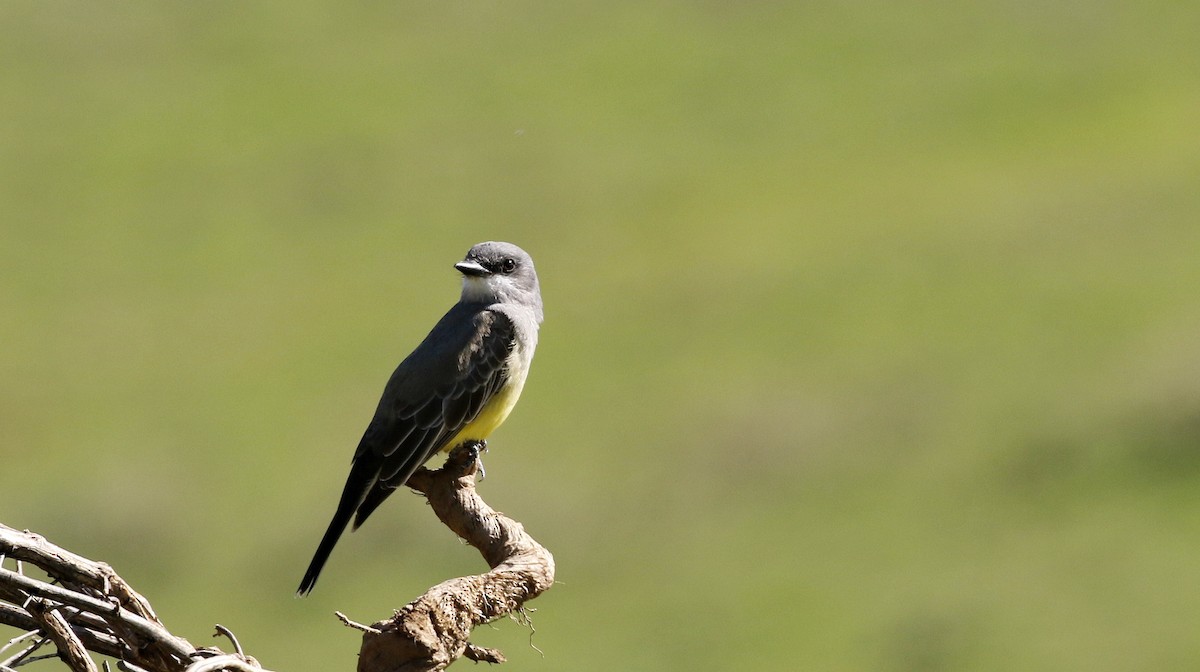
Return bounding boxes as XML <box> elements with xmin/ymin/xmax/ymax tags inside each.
<box><xmin>297</xmin><ymin>241</ymin><xmax>543</xmax><ymax>595</ymax></box>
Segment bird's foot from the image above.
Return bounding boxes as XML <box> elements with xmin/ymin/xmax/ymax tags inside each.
<box><xmin>469</xmin><ymin>440</ymin><xmax>488</xmax><ymax>479</ymax></box>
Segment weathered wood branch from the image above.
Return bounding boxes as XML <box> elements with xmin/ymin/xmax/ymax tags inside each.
<box><xmin>25</xmin><ymin>599</ymin><xmax>96</xmax><ymax>672</ymax></box>
<box><xmin>351</xmin><ymin>442</ymin><xmax>555</xmax><ymax>672</ymax></box>
<box><xmin>0</xmin><ymin>524</ymin><xmax>265</xmax><ymax>672</ymax></box>
<box><xmin>0</xmin><ymin>526</ymin><xmax>158</xmax><ymax>621</ymax></box>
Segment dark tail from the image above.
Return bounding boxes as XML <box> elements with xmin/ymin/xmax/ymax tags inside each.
<box><xmin>296</xmin><ymin>456</ymin><xmax>378</xmax><ymax>596</ymax></box>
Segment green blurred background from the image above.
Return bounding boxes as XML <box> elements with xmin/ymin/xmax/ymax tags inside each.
<box><xmin>3</xmin><ymin>3</ymin><xmax>1199</xmax><ymax>670</ymax></box>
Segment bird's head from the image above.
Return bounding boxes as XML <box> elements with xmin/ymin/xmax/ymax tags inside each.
<box><xmin>455</xmin><ymin>241</ymin><xmax>543</xmax><ymax>322</ymax></box>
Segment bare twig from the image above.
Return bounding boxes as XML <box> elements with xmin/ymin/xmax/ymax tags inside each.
<box><xmin>0</xmin><ymin>523</ymin><xmax>275</xmax><ymax>672</ymax></box>
<box><xmin>334</xmin><ymin>612</ymin><xmax>380</xmax><ymax>635</ymax></box>
<box><xmin>462</xmin><ymin>643</ymin><xmax>505</xmax><ymax>664</ymax></box>
<box><xmin>0</xmin><ymin>568</ymin><xmax>192</xmax><ymax>665</ymax></box>
<box><xmin>0</xmin><ymin>637</ymin><xmax>47</xmax><ymax>670</ymax></box>
<box><xmin>0</xmin><ymin>603</ymin><xmax>133</xmax><ymax>662</ymax></box>
<box><xmin>0</xmin><ymin>528</ymin><xmax>156</xmax><ymax>621</ymax></box>
<box><xmin>26</xmin><ymin>600</ymin><xmax>97</xmax><ymax>672</ymax></box>
<box><xmin>209</xmin><ymin>626</ymin><xmax>243</xmax><ymax>658</ymax></box>
<box><xmin>0</xmin><ymin>622</ymin><xmax>41</xmax><ymax>659</ymax></box>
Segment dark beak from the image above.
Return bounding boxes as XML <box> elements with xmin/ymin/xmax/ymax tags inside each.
<box><xmin>454</xmin><ymin>260</ymin><xmax>490</xmax><ymax>277</ymax></box>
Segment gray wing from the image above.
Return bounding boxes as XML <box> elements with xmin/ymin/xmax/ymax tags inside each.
<box><xmin>351</xmin><ymin>308</ymin><xmax>515</xmax><ymax>526</ymax></box>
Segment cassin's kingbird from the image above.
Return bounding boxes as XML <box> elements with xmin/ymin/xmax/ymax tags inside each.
<box><xmin>297</xmin><ymin>241</ymin><xmax>543</xmax><ymax>595</ymax></box>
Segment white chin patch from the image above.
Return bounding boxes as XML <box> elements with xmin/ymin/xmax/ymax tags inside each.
<box><xmin>462</xmin><ymin>276</ymin><xmax>499</xmax><ymax>301</ymax></box>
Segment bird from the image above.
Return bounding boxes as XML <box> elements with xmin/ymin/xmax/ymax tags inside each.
<box><xmin>297</xmin><ymin>241</ymin><xmax>543</xmax><ymax>595</ymax></box>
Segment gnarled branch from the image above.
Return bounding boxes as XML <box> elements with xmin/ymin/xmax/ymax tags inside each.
<box><xmin>0</xmin><ymin>524</ymin><xmax>266</xmax><ymax>672</ymax></box>
<box><xmin>352</xmin><ymin>442</ymin><xmax>555</xmax><ymax>672</ymax></box>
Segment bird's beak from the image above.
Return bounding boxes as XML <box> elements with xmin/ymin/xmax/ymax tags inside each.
<box><xmin>454</xmin><ymin>260</ymin><xmax>490</xmax><ymax>277</ymax></box>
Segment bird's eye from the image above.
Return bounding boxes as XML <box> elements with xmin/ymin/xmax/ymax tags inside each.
<box><xmin>500</xmin><ymin>258</ymin><xmax>517</xmax><ymax>274</ymax></box>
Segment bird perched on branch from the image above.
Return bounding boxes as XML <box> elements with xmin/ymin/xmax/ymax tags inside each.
<box><xmin>298</xmin><ymin>241</ymin><xmax>543</xmax><ymax>595</ymax></box>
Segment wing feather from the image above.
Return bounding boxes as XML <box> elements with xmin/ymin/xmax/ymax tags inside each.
<box><xmin>351</xmin><ymin>310</ymin><xmax>516</xmax><ymax>528</ymax></box>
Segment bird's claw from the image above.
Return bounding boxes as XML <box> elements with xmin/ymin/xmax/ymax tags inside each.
<box><xmin>470</xmin><ymin>440</ymin><xmax>489</xmax><ymax>479</ymax></box>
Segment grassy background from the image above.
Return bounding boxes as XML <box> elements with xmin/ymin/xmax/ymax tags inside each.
<box><xmin>3</xmin><ymin>2</ymin><xmax>1199</xmax><ymax>670</ymax></box>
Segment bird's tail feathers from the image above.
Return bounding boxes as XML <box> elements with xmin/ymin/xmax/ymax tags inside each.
<box><xmin>296</xmin><ymin>456</ymin><xmax>378</xmax><ymax>596</ymax></box>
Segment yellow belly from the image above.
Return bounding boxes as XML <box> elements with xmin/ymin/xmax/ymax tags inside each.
<box><xmin>443</xmin><ymin>368</ymin><xmax>527</xmax><ymax>451</ymax></box>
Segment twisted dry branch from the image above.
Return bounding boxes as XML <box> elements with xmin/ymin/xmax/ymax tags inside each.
<box><xmin>351</xmin><ymin>442</ymin><xmax>555</xmax><ymax>672</ymax></box>
<box><xmin>0</xmin><ymin>525</ymin><xmax>265</xmax><ymax>672</ymax></box>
